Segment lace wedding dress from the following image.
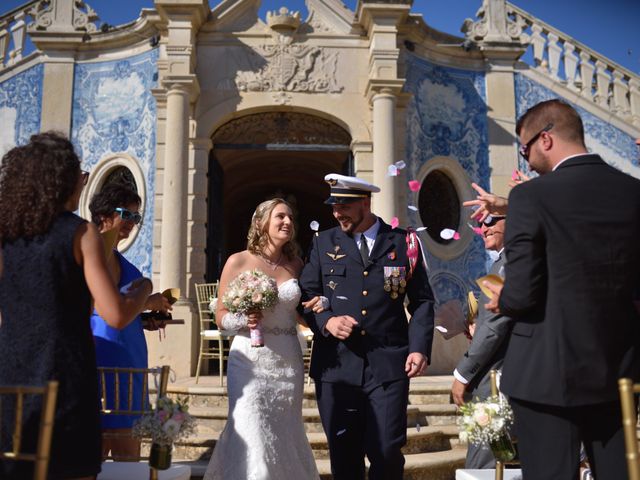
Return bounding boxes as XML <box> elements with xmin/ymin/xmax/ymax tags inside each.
<box><xmin>204</xmin><ymin>278</ymin><xmax>319</xmax><ymax>480</ymax></box>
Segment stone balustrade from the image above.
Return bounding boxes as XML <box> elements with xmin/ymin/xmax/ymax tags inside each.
<box><xmin>0</xmin><ymin>0</ymin><xmax>38</xmax><ymax>71</ymax></box>
<box><xmin>506</xmin><ymin>2</ymin><xmax>640</xmax><ymax>126</ymax></box>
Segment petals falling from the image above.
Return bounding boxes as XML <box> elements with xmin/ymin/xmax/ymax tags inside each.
<box><xmin>453</xmin><ymin>231</ymin><xmax>461</xmax><ymax>240</ymax></box>
<box><xmin>390</xmin><ymin>217</ymin><xmax>400</xmax><ymax>229</ymax></box>
<box><xmin>387</xmin><ymin>165</ymin><xmax>399</xmax><ymax>177</ymax></box>
<box><xmin>511</xmin><ymin>169</ymin><xmax>519</xmax><ymax>181</ymax></box>
<box><xmin>408</xmin><ymin>180</ymin><xmax>421</xmax><ymax>192</ymax></box>
<box><xmin>408</xmin><ymin>205</ymin><xmax>418</xmax><ymax>211</ymax></box>
<box><xmin>415</xmin><ymin>226</ymin><xmax>427</xmax><ymax>232</ymax></box>
<box><xmin>440</xmin><ymin>228</ymin><xmax>460</xmax><ymax>240</ymax></box>
<box><xmin>395</xmin><ymin>160</ymin><xmax>406</xmax><ymax>170</ymax></box>
<box><xmin>309</xmin><ymin>221</ymin><xmax>319</xmax><ymax>231</ymax></box>
<box><xmin>468</xmin><ymin>223</ymin><xmax>483</xmax><ymax>235</ymax></box>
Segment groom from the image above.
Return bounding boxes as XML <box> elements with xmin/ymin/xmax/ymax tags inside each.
<box><xmin>300</xmin><ymin>173</ymin><xmax>435</xmax><ymax>480</ymax></box>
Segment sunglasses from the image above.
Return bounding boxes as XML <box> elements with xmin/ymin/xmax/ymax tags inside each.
<box><xmin>478</xmin><ymin>215</ymin><xmax>506</xmax><ymax>228</ymax></box>
<box><xmin>80</xmin><ymin>170</ymin><xmax>90</xmax><ymax>186</ymax></box>
<box><xmin>519</xmin><ymin>123</ymin><xmax>554</xmax><ymax>160</ymax></box>
<box><xmin>115</xmin><ymin>208</ymin><xmax>143</xmax><ymax>225</ymax></box>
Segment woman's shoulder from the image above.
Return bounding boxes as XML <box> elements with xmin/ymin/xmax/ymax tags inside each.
<box><xmin>287</xmin><ymin>255</ymin><xmax>305</xmax><ymax>276</ymax></box>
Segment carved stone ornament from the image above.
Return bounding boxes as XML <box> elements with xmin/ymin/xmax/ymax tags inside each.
<box><xmin>29</xmin><ymin>0</ymin><xmax>98</xmax><ymax>32</ymax></box>
<box><xmin>213</xmin><ymin>112</ymin><xmax>351</xmax><ymax>146</ymax></box>
<box><xmin>235</xmin><ymin>43</ymin><xmax>343</xmax><ymax>94</ymax></box>
<box><xmin>461</xmin><ymin>0</ymin><xmax>525</xmax><ymax>42</ymax></box>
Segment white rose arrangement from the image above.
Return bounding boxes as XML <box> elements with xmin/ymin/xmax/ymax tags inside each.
<box><xmin>457</xmin><ymin>395</ymin><xmax>514</xmax><ymax>446</ymax></box>
<box><xmin>133</xmin><ymin>396</ymin><xmax>196</xmax><ymax>446</ymax></box>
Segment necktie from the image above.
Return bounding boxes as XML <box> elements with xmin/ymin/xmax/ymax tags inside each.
<box><xmin>358</xmin><ymin>234</ymin><xmax>369</xmax><ymax>264</ymax></box>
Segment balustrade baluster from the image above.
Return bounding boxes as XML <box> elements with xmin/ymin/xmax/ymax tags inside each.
<box><xmin>563</xmin><ymin>41</ymin><xmax>579</xmax><ymax>90</ymax></box>
<box><xmin>628</xmin><ymin>79</ymin><xmax>640</xmax><ymax>127</ymax></box>
<box><xmin>0</xmin><ymin>22</ymin><xmax>9</xmax><ymax>66</ymax></box>
<box><xmin>547</xmin><ymin>32</ymin><xmax>562</xmax><ymax>80</ymax></box>
<box><xmin>8</xmin><ymin>11</ymin><xmax>26</xmax><ymax>66</ymax></box>
<box><xmin>611</xmin><ymin>71</ymin><xmax>630</xmax><ymax>118</ymax></box>
<box><xmin>595</xmin><ymin>60</ymin><xmax>611</xmax><ymax>108</ymax></box>
<box><xmin>579</xmin><ymin>51</ymin><xmax>595</xmax><ymax>101</ymax></box>
<box><xmin>530</xmin><ymin>23</ymin><xmax>546</xmax><ymax>70</ymax></box>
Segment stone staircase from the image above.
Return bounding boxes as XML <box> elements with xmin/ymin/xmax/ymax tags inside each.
<box><xmin>163</xmin><ymin>375</ymin><xmax>466</xmax><ymax>480</ymax></box>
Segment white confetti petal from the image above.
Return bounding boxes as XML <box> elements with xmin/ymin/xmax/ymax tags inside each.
<box><xmin>408</xmin><ymin>205</ymin><xmax>418</xmax><ymax>211</ymax></box>
<box><xmin>395</xmin><ymin>160</ymin><xmax>407</xmax><ymax>170</ymax></box>
<box><xmin>415</xmin><ymin>423</ymin><xmax>421</xmax><ymax>432</ymax></box>
<box><xmin>435</xmin><ymin>326</ymin><xmax>448</xmax><ymax>333</ymax></box>
<box><xmin>387</xmin><ymin>165</ymin><xmax>399</xmax><ymax>177</ymax></box>
<box><xmin>336</xmin><ymin>429</ymin><xmax>347</xmax><ymax>436</ymax></box>
<box><xmin>309</xmin><ymin>220</ymin><xmax>320</xmax><ymax>231</ymax></box>
<box><xmin>335</xmin><ymin>296</ymin><xmax>348</xmax><ymax>300</ymax></box>
<box><xmin>440</xmin><ymin>228</ymin><xmax>456</xmax><ymax>240</ymax></box>
<box><xmin>415</xmin><ymin>227</ymin><xmax>427</xmax><ymax>232</ymax></box>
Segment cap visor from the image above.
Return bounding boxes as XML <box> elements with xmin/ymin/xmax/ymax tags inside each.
<box><xmin>324</xmin><ymin>196</ymin><xmax>363</xmax><ymax>205</ymax></box>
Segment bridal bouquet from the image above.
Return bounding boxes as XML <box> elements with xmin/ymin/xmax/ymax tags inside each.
<box><xmin>458</xmin><ymin>395</ymin><xmax>516</xmax><ymax>462</ymax></box>
<box><xmin>222</xmin><ymin>269</ymin><xmax>279</xmax><ymax>347</ymax></box>
<box><xmin>133</xmin><ymin>396</ymin><xmax>196</xmax><ymax>469</ymax></box>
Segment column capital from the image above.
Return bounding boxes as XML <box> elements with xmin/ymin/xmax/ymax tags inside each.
<box><xmin>366</xmin><ymin>79</ymin><xmax>404</xmax><ymax>103</ymax></box>
<box><xmin>161</xmin><ymin>74</ymin><xmax>200</xmax><ymax>101</ymax></box>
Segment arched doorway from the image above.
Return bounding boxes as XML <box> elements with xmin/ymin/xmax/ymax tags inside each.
<box><xmin>206</xmin><ymin>112</ymin><xmax>353</xmax><ymax>280</ymax></box>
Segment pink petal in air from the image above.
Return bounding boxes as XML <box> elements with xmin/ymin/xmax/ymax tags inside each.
<box><xmin>408</xmin><ymin>180</ymin><xmax>421</xmax><ymax>192</ymax></box>
<box><xmin>453</xmin><ymin>232</ymin><xmax>461</xmax><ymax>240</ymax></box>
<box><xmin>511</xmin><ymin>169</ymin><xmax>519</xmax><ymax>181</ymax></box>
<box><xmin>390</xmin><ymin>217</ymin><xmax>400</xmax><ymax>229</ymax></box>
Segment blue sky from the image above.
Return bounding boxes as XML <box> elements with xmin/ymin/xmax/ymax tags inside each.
<box><xmin>4</xmin><ymin>0</ymin><xmax>639</xmax><ymax>74</ymax></box>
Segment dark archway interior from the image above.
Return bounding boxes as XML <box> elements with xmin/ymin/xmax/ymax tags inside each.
<box><xmin>205</xmin><ymin>112</ymin><xmax>352</xmax><ymax>281</ymax></box>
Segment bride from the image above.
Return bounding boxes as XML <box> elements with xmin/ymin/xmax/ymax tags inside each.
<box><xmin>204</xmin><ymin>198</ymin><xmax>322</xmax><ymax>480</ymax></box>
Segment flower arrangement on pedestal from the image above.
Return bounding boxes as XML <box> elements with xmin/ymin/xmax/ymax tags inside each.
<box><xmin>133</xmin><ymin>396</ymin><xmax>196</xmax><ymax>470</ymax></box>
<box><xmin>457</xmin><ymin>395</ymin><xmax>516</xmax><ymax>462</ymax></box>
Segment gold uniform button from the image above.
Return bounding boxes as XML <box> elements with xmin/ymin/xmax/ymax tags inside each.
<box><xmin>363</xmin><ymin>271</ymin><xmax>369</xmax><ymax>277</ymax></box>
<box><xmin>360</xmin><ymin>329</ymin><xmax>366</xmax><ymax>336</ymax></box>
<box><xmin>361</xmin><ymin>309</ymin><xmax>367</xmax><ymax>316</ymax></box>
<box><xmin>362</xmin><ymin>290</ymin><xmax>368</xmax><ymax>296</ymax></box>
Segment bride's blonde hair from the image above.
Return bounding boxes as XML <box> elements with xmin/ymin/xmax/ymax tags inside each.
<box><xmin>247</xmin><ymin>198</ymin><xmax>300</xmax><ymax>260</ymax></box>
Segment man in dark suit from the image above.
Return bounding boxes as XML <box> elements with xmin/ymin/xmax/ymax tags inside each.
<box><xmin>451</xmin><ymin>214</ymin><xmax>512</xmax><ymax>469</ymax></box>
<box><xmin>485</xmin><ymin>99</ymin><xmax>640</xmax><ymax>479</ymax></box>
<box><xmin>299</xmin><ymin>173</ymin><xmax>435</xmax><ymax>480</ymax></box>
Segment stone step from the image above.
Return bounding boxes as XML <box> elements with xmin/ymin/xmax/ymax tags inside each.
<box><xmin>169</xmin><ymin>424</ymin><xmax>460</xmax><ymax>462</ymax></box>
<box><xmin>174</xmin><ymin>445</ymin><xmax>467</xmax><ymax>480</ymax></box>
<box><xmin>168</xmin><ymin>378</ymin><xmax>455</xmax><ymax>410</ymax></box>
<box><xmin>186</xmin><ymin>403</ymin><xmax>458</xmax><ymax>435</ymax></box>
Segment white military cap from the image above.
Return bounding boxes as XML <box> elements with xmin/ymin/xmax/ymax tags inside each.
<box><xmin>324</xmin><ymin>173</ymin><xmax>380</xmax><ymax>205</ymax></box>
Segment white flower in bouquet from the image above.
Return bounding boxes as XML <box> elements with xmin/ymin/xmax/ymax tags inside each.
<box><xmin>133</xmin><ymin>396</ymin><xmax>196</xmax><ymax>446</ymax></box>
<box><xmin>222</xmin><ymin>269</ymin><xmax>279</xmax><ymax>314</ymax></box>
<box><xmin>457</xmin><ymin>395</ymin><xmax>513</xmax><ymax>446</ymax></box>
<box><xmin>208</xmin><ymin>296</ymin><xmax>217</xmax><ymax>315</ymax></box>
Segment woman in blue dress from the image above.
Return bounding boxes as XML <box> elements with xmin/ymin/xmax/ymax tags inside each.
<box><xmin>88</xmin><ymin>184</ymin><xmax>171</xmax><ymax>460</ymax></box>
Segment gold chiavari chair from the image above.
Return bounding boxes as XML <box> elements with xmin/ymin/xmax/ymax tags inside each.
<box><xmin>195</xmin><ymin>282</ymin><xmax>233</xmax><ymax>385</ymax></box>
<box><xmin>619</xmin><ymin>378</ymin><xmax>640</xmax><ymax>480</ymax></box>
<box><xmin>0</xmin><ymin>381</ymin><xmax>58</xmax><ymax>480</ymax></box>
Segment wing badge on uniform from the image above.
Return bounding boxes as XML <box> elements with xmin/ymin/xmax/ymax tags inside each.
<box><xmin>326</xmin><ymin>245</ymin><xmax>346</xmax><ymax>261</ymax></box>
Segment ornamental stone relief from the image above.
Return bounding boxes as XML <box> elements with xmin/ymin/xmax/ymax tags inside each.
<box><xmin>235</xmin><ymin>44</ymin><xmax>343</xmax><ymax>94</ymax></box>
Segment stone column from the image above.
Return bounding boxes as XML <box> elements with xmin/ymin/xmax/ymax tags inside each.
<box><xmin>372</xmin><ymin>89</ymin><xmax>397</xmax><ymax>222</ymax></box>
<box><xmin>159</xmin><ymin>80</ymin><xmax>192</xmax><ymax>293</ymax></box>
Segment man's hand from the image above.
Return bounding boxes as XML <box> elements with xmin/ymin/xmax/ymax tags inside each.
<box><xmin>463</xmin><ymin>183</ymin><xmax>508</xmax><ymax>224</ymax></box>
<box><xmin>325</xmin><ymin>315</ymin><xmax>358</xmax><ymax>340</ymax></box>
<box><xmin>405</xmin><ymin>352</ymin><xmax>427</xmax><ymax>378</ymax></box>
<box><xmin>302</xmin><ymin>296</ymin><xmax>328</xmax><ymax>313</ymax></box>
<box><xmin>451</xmin><ymin>378</ymin><xmax>467</xmax><ymax>406</ymax></box>
<box><xmin>484</xmin><ymin>281</ymin><xmax>503</xmax><ymax>314</ymax></box>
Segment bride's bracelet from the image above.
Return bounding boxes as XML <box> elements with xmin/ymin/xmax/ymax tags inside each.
<box><xmin>220</xmin><ymin>312</ymin><xmax>248</xmax><ymax>332</ymax></box>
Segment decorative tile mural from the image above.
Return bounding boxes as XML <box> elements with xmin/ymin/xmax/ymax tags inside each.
<box><xmin>0</xmin><ymin>63</ymin><xmax>43</xmax><ymax>157</ymax></box>
<box><xmin>515</xmin><ymin>74</ymin><xmax>639</xmax><ymax>176</ymax></box>
<box><xmin>404</xmin><ymin>54</ymin><xmax>490</xmax><ymax>304</ymax></box>
<box><xmin>71</xmin><ymin>49</ymin><xmax>158</xmax><ymax>277</ymax></box>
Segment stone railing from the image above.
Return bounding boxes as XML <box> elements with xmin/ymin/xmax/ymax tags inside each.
<box><xmin>0</xmin><ymin>0</ymin><xmax>39</xmax><ymax>71</ymax></box>
<box><xmin>506</xmin><ymin>2</ymin><xmax>640</xmax><ymax>126</ymax></box>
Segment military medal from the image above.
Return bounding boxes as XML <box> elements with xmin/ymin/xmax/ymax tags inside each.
<box><xmin>384</xmin><ymin>266</ymin><xmax>406</xmax><ymax>299</ymax></box>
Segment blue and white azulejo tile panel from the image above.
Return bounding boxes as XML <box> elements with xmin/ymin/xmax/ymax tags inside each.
<box><xmin>515</xmin><ymin>74</ymin><xmax>639</xmax><ymax>176</ymax></box>
<box><xmin>71</xmin><ymin>49</ymin><xmax>158</xmax><ymax>277</ymax></box>
<box><xmin>0</xmin><ymin>63</ymin><xmax>43</xmax><ymax>157</ymax></box>
<box><xmin>404</xmin><ymin>54</ymin><xmax>490</xmax><ymax>304</ymax></box>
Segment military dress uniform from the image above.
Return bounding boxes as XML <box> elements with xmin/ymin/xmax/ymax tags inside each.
<box><xmin>299</xmin><ymin>174</ymin><xmax>435</xmax><ymax>480</ymax></box>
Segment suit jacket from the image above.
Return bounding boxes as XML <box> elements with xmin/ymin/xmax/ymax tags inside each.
<box><xmin>299</xmin><ymin>219</ymin><xmax>435</xmax><ymax>385</ymax></box>
<box><xmin>456</xmin><ymin>255</ymin><xmax>512</xmax><ymax>398</ymax></box>
<box><xmin>499</xmin><ymin>154</ymin><xmax>640</xmax><ymax>406</ymax></box>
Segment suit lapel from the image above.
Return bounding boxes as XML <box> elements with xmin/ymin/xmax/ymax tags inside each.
<box><xmin>334</xmin><ymin>230</ymin><xmax>362</xmax><ymax>264</ymax></box>
<box><xmin>369</xmin><ymin>221</ymin><xmax>395</xmax><ymax>264</ymax></box>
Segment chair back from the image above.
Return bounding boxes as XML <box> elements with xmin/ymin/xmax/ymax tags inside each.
<box><xmin>0</xmin><ymin>381</ymin><xmax>58</xmax><ymax>480</ymax></box>
<box><xmin>195</xmin><ymin>282</ymin><xmax>219</xmax><ymax>331</ymax></box>
<box><xmin>97</xmin><ymin>365</ymin><xmax>170</xmax><ymax>461</ymax></box>
<box><xmin>619</xmin><ymin>378</ymin><xmax>640</xmax><ymax>480</ymax></box>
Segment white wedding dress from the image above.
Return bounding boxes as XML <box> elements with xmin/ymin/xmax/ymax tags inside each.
<box><xmin>204</xmin><ymin>278</ymin><xmax>319</xmax><ymax>480</ymax></box>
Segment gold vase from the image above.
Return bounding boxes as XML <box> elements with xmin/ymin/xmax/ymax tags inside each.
<box><xmin>149</xmin><ymin>442</ymin><xmax>172</xmax><ymax>470</ymax></box>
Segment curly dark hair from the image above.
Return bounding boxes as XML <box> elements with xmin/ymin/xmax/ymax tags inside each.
<box><xmin>89</xmin><ymin>183</ymin><xmax>141</xmax><ymax>227</ymax></box>
<box><xmin>0</xmin><ymin>131</ymin><xmax>81</xmax><ymax>241</ymax></box>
